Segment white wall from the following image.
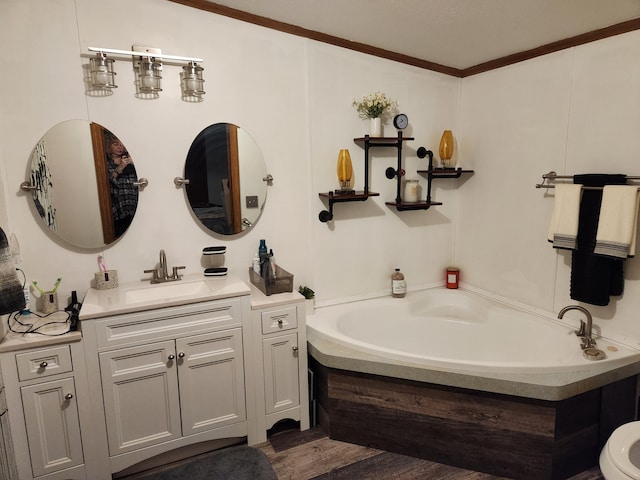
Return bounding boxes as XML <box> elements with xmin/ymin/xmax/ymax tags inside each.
<box><xmin>457</xmin><ymin>31</ymin><xmax>640</xmax><ymax>347</ymax></box>
<box><xmin>1</xmin><ymin>1</ymin><xmax>639</xmax><ymax>348</ymax></box>
<box><xmin>0</xmin><ymin>0</ymin><xmax>458</xmax><ymax>306</ymax></box>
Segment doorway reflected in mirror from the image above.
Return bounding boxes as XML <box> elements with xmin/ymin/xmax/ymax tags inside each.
<box><xmin>27</xmin><ymin>120</ymin><xmax>139</xmax><ymax>249</ymax></box>
<box><xmin>184</xmin><ymin>123</ymin><xmax>267</xmax><ymax>236</ymax></box>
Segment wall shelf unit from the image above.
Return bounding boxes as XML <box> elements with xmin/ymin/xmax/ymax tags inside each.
<box><xmin>318</xmin><ymin>132</ymin><xmax>473</xmax><ymax>221</ymax></box>
<box><xmin>386</xmin><ymin>166</ymin><xmax>475</xmax><ymax>211</ymax></box>
<box><xmin>318</xmin><ymin>133</ymin><xmax>412</xmax><ymax>222</ymax></box>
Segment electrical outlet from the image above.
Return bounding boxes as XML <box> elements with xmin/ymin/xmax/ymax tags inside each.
<box><xmin>246</xmin><ymin>195</ymin><xmax>259</xmax><ymax>208</ymax></box>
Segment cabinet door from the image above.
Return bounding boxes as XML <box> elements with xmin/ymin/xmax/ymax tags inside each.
<box><xmin>99</xmin><ymin>340</ymin><xmax>181</xmax><ymax>455</ymax></box>
<box><xmin>177</xmin><ymin>328</ymin><xmax>246</xmax><ymax>436</ymax></box>
<box><xmin>263</xmin><ymin>332</ymin><xmax>300</xmax><ymax>414</ymax></box>
<box><xmin>21</xmin><ymin>377</ymin><xmax>84</xmax><ymax>477</ymax></box>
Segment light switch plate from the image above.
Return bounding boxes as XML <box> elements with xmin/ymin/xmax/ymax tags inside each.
<box><xmin>246</xmin><ymin>195</ymin><xmax>259</xmax><ymax>208</ymax></box>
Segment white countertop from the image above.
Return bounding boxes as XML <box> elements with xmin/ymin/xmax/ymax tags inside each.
<box><xmin>79</xmin><ymin>274</ymin><xmax>251</xmax><ymax>320</ymax></box>
<box><xmin>249</xmin><ymin>284</ymin><xmax>304</xmax><ymax>309</ymax></box>
<box><xmin>0</xmin><ymin>311</ymin><xmax>81</xmax><ymax>353</ymax></box>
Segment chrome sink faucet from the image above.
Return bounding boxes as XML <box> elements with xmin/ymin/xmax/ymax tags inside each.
<box><xmin>144</xmin><ymin>249</ymin><xmax>185</xmax><ymax>284</ymax></box>
<box><xmin>558</xmin><ymin>305</ymin><xmax>595</xmax><ymax>349</ymax></box>
<box><xmin>159</xmin><ymin>249</ymin><xmax>168</xmax><ymax>280</ymax></box>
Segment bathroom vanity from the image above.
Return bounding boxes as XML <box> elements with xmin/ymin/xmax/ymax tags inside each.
<box><xmin>249</xmin><ymin>286</ymin><xmax>309</xmax><ymax>443</ymax></box>
<box><xmin>0</xmin><ymin>314</ymin><xmax>87</xmax><ymax>480</ymax></box>
<box><xmin>0</xmin><ymin>274</ymin><xmax>309</xmax><ymax>480</ymax></box>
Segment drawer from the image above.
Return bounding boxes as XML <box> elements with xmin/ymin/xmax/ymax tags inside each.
<box><xmin>95</xmin><ymin>297</ymin><xmax>243</xmax><ymax>349</ymax></box>
<box><xmin>261</xmin><ymin>306</ymin><xmax>297</xmax><ymax>334</ymax></box>
<box><xmin>15</xmin><ymin>345</ymin><xmax>73</xmax><ymax>382</ymax></box>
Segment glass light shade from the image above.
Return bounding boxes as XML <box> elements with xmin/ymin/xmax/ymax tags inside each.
<box><xmin>181</xmin><ymin>62</ymin><xmax>205</xmax><ymax>102</ymax></box>
<box><xmin>89</xmin><ymin>53</ymin><xmax>117</xmax><ymax>93</ymax></box>
<box><xmin>337</xmin><ymin>149</ymin><xmax>353</xmax><ymax>191</ymax></box>
<box><xmin>439</xmin><ymin>130</ymin><xmax>454</xmax><ymax>168</ymax></box>
<box><xmin>137</xmin><ymin>57</ymin><xmax>162</xmax><ymax>94</ymax></box>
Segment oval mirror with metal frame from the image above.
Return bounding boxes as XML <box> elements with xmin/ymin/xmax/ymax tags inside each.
<box><xmin>181</xmin><ymin>123</ymin><xmax>268</xmax><ymax>235</ymax></box>
<box><xmin>22</xmin><ymin>120</ymin><xmax>146</xmax><ymax>249</ymax></box>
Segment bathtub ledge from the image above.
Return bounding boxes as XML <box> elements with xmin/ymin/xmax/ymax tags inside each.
<box><xmin>307</xmin><ymin>330</ymin><xmax>640</xmax><ymax>401</ymax></box>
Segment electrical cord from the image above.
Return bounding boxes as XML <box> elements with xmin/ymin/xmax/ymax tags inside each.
<box><xmin>16</xmin><ymin>267</ymin><xmax>26</xmax><ymax>289</ymax></box>
<box><xmin>7</xmin><ymin>310</ymin><xmax>72</xmax><ymax>336</ymax></box>
<box><xmin>6</xmin><ymin>268</ymin><xmax>74</xmax><ymax>336</ymax></box>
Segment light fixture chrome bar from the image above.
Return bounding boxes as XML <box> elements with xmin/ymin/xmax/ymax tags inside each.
<box><xmin>88</xmin><ymin>47</ymin><xmax>203</xmax><ymax>63</ymax></box>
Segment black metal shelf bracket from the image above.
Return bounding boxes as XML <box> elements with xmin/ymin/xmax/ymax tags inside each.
<box><xmin>417</xmin><ymin>147</ymin><xmax>434</xmax><ymax>203</ymax></box>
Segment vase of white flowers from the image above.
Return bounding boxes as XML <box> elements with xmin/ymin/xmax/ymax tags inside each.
<box><xmin>370</xmin><ymin>117</ymin><xmax>382</xmax><ymax>137</ymax></box>
<box><xmin>352</xmin><ymin>92</ymin><xmax>397</xmax><ymax>137</ymax></box>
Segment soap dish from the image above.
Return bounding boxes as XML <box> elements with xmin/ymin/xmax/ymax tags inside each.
<box><xmin>203</xmin><ymin>246</ymin><xmax>226</xmax><ymax>255</ymax></box>
<box><xmin>204</xmin><ymin>267</ymin><xmax>228</xmax><ymax>277</ymax></box>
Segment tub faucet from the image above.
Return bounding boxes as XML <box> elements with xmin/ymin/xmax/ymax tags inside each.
<box><xmin>558</xmin><ymin>305</ymin><xmax>595</xmax><ymax>349</ymax></box>
<box><xmin>144</xmin><ymin>249</ymin><xmax>185</xmax><ymax>284</ymax></box>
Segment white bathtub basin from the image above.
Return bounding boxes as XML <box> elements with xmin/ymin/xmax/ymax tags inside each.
<box><xmin>308</xmin><ymin>287</ymin><xmax>640</xmax><ymax>374</ymax></box>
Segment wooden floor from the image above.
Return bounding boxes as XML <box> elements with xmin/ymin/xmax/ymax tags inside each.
<box><xmin>257</xmin><ymin>424</ymin><xmax>606</xmax><ymax>480</ymax></box>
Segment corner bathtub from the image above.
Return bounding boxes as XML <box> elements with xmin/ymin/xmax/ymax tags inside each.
<box><xmin>307</xmin><ymin>287</ymin><xmax>640</xmax><ymax>375</ymax></box>
<box><xmin>307</xmin><ymin>288</ymin><xmax>640</xmax><ymax>479</ymax></box>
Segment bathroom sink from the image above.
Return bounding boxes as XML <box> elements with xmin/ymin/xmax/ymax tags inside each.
<box><xmin>79</xmin><ymin>274</ymin><xmax>252</xmax><ymax>320</ymax></box>
<box><xmin>124</xmin><ymin>280</ymin><xmax>212</xmax><ymax>304</ymax></box>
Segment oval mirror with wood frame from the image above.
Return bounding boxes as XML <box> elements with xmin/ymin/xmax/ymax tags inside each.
<box><xmin>184</xmin><ymin>123</ymin><xmax>268</xmax><ymax>235</ymax></box>
<box><xmin>27</xmin><ymin>120</ymin><xmax>140</xmax><ymax>249</ymax></box>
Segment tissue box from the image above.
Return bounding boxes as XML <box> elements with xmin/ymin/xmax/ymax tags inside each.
<box><xmin>249</xmin><ymin>266</ymin><xmax>293</xmax><ymax>296</ymax></box>
<box><xmin>95</xmin><ymin>270</ymin><xmax>118</xmax><ymax>290</ymax></box>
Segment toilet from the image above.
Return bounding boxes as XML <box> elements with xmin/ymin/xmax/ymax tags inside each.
<box><xmin>600</xmin><ymin>421</ymin><xmax>640</xmax><ymax>479</ymax></box>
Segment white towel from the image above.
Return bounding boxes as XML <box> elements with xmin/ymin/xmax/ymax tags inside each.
<box><xmin>547</xmin><ymin>184</ymin><xmax>583</xmax><ymax>249</ymax></box>
<box><xmin>594</xmin><ymin>185</ymin><xmax>640</xmax><ymax>258</ymax></box>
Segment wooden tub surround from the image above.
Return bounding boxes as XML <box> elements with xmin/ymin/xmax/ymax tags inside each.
<box><xmin>311</xmin><ymin>358</ymin><xmax>638</xmax><ymax>480</ymax></box>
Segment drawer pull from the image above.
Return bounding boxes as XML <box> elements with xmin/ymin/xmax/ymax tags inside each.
<box><xmin>292</xmin><ymin>346</ymin><xmax>298</xmax><ymax>352</ymax></box>
<box><xmin>178</xmin><ymin>352</ymin><xmax>185</xmax><ymax>358</ymax></box>
<box><xmin>65</xmin><ymin>393</ymin><xmax>74</xmax><ymax>400</ymax></box>
<box><xmin>277</xmin><ymin>319</ymin><xmax>283</xmax><ymax>326</ymax></box>
<box><xmin>168</xmin><ymin>354</ymin><xmax>175</xmax><ymax>361</ymax></box>
<box><xmin>39</xmin><ymin>361</ymin><xmax>48</xmax><ymax>369</ymax></box>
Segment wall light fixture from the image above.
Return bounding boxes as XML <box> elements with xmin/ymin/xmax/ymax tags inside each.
<box><xmin>85</xmin><ymin>46</ymin><xmax>204</xmax><ymax>102</ymax></box>
<box><xmin>87</xmin><ymin>52</ymin><xmax>117</xmax><ymax>96</ymax></box>
<box><xmin>181</xmin><ymin>61</ymin><xmax>205</xmax><ymax>102</ymax></box>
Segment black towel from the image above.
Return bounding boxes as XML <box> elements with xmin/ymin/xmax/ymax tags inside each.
<box><xmin>0</xmin><ymin>227</ymin><xmax>25</xmax><ymax>315</ymax></box>
<box><xmin>570</xmin><ymin>174</ymin><xmax>627</xmax><ymax>306</ymax></box>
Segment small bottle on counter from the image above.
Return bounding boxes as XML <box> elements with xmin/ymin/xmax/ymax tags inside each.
<box><xmin>391</xmin><ymin>268</ymin><xmax>406</xmax><ymax>298</ymax></box>
<box><xmin>446</xmin><ymin>267</ymin><xmax>459</xmax><ymax>289</ymax></box>
<box><xmin>252</xmin><ymin>254</ymin><xmax>260</xmax><ymax>274</ymax></box>
<box><xmin>258</xmin><ymin>239</ymin><xmax>267</xmax><ymax>256</ymax></box>
<box><xmin>269</xmin><ymin>249</ymin><xmax>277</xmax><ymax>278</ymax></box>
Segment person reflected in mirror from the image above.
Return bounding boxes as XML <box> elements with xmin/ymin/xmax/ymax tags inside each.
<box><xmin>105</xmin><ymin>132</ymin><xmax>138</xmax><ymax>237</ymax></box>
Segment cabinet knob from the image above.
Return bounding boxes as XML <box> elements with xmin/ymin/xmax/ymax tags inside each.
<box><xmin>39</xmin><ymin>361</ymin><xmax>48</xmax><ymax>369</ymax></box>
<box><xmin>292</xmin><ymin>346</ymin><xmax>298</xmax><ymax>352</ymax></box>
<box><xmin>277</xmin><ymin>319</ymin><xmax>283</xmax><ymax>325</ymax></box>
<box><xmin>168</xmin><ymin>354</ymin><xmax>175</xmax><ymax>361</ymax></box>
<box><xmin>178</xmin><ymin>352</ymin><xmax>185</xmax><ymax>358</ymax></box>
<box><xmin>65</xmin><ymin>393</ymin><xmax>73</xmax><ymax>400</ymax></box>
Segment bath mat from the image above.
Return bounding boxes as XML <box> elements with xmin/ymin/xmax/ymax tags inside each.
<box><xmin>133</xmin><ymin>445</ymin><xmax>277</xmax><ymax>480</ymax></box>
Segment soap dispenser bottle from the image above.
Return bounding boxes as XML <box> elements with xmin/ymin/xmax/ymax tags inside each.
<box><xmin>258</xmin><ymin>239</ymin><xmax>267</xmax><ymax>256</ymax></box>
<box><xmin>391</xmin><ymin>268</ymin><xmax>406</xmax><ymax>298</ymax></box>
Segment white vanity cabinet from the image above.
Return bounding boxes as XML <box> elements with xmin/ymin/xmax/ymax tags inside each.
<box><xmin>0</xmin><ymin>338</ymin><xmax>89</xmax><ymax>480</ymax></box>
<box><xmin>251</xmin><ymin>289</ymin><xmax>310</xmax><ymax>443</ymax></box>
<box><xmin>80</xmin><ymin>280</ymin><xmax>257</xmax><ymax>477</ymax></box>
<box><xmin>99</xmin><ymin>328</ymin><xmax>246</xmax><ymax>456</ymax></box>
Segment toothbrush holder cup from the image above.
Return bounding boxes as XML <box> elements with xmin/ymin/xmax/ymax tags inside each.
<box><xmin>95</xmin><ymin>270</ymin><xmax>118</xmax><ymax>290</ymax></box>
<box><xmin>40</xmin><ymin>291</ymin><xmax>58</xmax><ymax>314</ymax></box>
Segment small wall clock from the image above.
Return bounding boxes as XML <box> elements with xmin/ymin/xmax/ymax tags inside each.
<box><xmin>393</xmin><ymin>113</ymin><xmax>409</xmax><ymax>130</ymax></box>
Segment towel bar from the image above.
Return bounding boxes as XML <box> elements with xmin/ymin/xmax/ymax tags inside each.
<box><xmin>536</xmin><ymin>171</ymin><xmax>640</xmax><ymax>190</ymax></box>
<box><xmin>536</xmin><ymin>184</ymin><xmax>640</xmax><ymax>191</ymax></box>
